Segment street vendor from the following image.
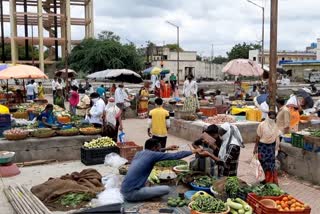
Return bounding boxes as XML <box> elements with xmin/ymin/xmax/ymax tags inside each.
<box><xmin>37</xmin><ymin>104</ymin><xmax>56</xmax><ymax>128</ymax></box>
<box><xmin>196</xmin><ymin>123</ymin><xmax>244</xmax><ymax>177</ymax></box>
<box><xmin>182</xmin><ymin>75</ymin><xmax>199</xmax><ymax>112</ymax></box>
<box><xmin>86</xmin><ymin>92</ymin><xmax>105</xmax><ymax>128</ymax></box>
<box><xmin>121</xmin><ymin>138</ymin><xmax>200</xmax><ymax>202</ymax></box>
<box><xmin>76</xmin><ymin>88</ymin><xmax>91</xmax><ymax>117</ymax></box>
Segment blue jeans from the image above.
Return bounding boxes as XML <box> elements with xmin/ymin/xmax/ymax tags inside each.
<box><xmin>122</xmin><ymin>185</ymin><xmax>170</xmax><ymax>202</ymax></box>
<box><xmin>27</xmin><ymin>95</ymin><xmax>34</xmax><ymax>100</ymax></box>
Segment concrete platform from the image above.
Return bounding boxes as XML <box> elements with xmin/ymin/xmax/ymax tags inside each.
<box><xmin>280</xmin><ymin>142</ymin><xmax>320</xmax><ymax>185</ymax></box>
<box><xmin>169</xmin><ymin>118</ymin><xmax>320</xmax><ymax>144</ymax></box>
<box><xmin>0</xmin><ymin>135</ymin><xmax>100</xmax><ymax>162</ymax></box>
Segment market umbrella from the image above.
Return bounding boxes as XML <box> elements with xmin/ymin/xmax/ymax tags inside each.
<box><xmin>0</xmin><ymin>65</ymin><xmax>48</xmax><ymax>79</ymax></box>
<box><xmin>105</xmin><ymin>69</ymin><xmax>143</xmax><ymax>83</ymax></box>
<box><xmin>55</xmin><ymin>69</ymin><xmax>77</xmax><ymax>78</ymax></box>
<box><xmin>222</xmin><ymin>59</ymin><xmax>264</xmax><ymax>77</ymax></box>
<box><xmin>160</xmin><ymin>68</ymin><xmax>170</xmax><ymax>75</ymax></box>
<box><xmin>87</xmin><ymin>69</ymin><xmax>112</xmax><ymax>80</ymax></box>
<box><xmin>143</xmin><ymin>66</ymin><xmax>162</xmax><ymax>75</ymax></box>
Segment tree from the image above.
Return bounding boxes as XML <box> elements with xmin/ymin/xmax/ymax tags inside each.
<box><xmin>227</xmin><ymin>42</ymin><xmax>261</xmax><ymax>60</ymax></box>
<box><xmin>1</xmin><ymin>44</ymin><xmax>42</xmax><ymax>61</ymax></box>
<box><xmin>66</xmin><ymin>31</ymin><xmax>144</xmax><ymax>74</ymax></box>
<box><xmin>97</xmin><ymin>31</ymin><xmax>120</xmax><ymax>41</ymax></box>
<box><xmin>165</xmin><ymin>43</ymin><xmax>183</xmax><ymax>52</ymax></box>
<box><xmin>212</xmin><ymin>56</ymin><xmax>228</xmax><ymax>64</ymax></box>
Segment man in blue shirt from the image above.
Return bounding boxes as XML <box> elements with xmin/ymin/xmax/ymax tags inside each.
<box><xmin>121</xmin><ymin>138</ymin><xmax>199</xmax><ymax>202</ymax></box>
<box><xmin>96</xmin><ymin>85</ymin><xmax>106</xmax><ymax>97</ymax></box>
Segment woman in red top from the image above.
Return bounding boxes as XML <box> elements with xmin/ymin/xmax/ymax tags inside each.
<box><xmin>69</xmin><ymin>85</ymin><xmax>80</xmax><ymax>115</ymax></box>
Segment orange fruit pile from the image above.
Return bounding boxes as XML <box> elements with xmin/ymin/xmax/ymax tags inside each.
<box><xmin>274</xmin><ymin>195</ymin><xmax>309</xmax><ymax>211</ymax></box>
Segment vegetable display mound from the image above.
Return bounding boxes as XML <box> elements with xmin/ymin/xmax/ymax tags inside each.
<box><xmin>167</xmin><ymin>197</ymin><xmax>189</xmax><ymax>207</ymax></box>
<box><xmin>225</xmin><ymin>176</ymin><xmax>240</xmax><ymax>198</ymax></box>
<box><xmin>193</xmin><ymin>176</ymin><xmax>215</xmax><ymax>188</ymax></box>
<box><xmin>190</xmin><ymin>195</ymin><xmax>228</xmax><ymax>213</ymax></box>
<box><xmin>253</xmin><ymin>183</ymin><xmax>285</xmax><ymax>197</ymax></box>
<box><xmin>204</xmin><ymin>114</ymin><xmax>236</xmax><ymax>124</ymax></box>
<box><xmin>58</xmin><ymin>193</ymin><xmax>92</xmax><ymax>208</ymax></box>
<box><xmin>155</xmin><ymin>160</ymin><xmax>187</xmax><ymax>167</ymax></box>
<box><xmin>83</xmin><ymin>137</ymin><xmax>116</xmax><ymax>149</ymax></box>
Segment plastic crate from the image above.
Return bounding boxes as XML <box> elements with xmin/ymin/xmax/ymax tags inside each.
<box><xmin>247</xmin><ymin>193</ymin><xmax>311</xmax><ymax>214</ymax></box>
<box><xmin>81</xmin><ymin>146</ymin><xmax>119</xmax><ymax>166</ymax></box>
<box><xmin>117</xmin><ymin>141</ymin><xmax>143</xmax><ymax>163</ymax></box>
<box><xmin>199</xmin><ymin>107</ymin><xmax>217</xmax><ymax>117</ymax></box>
<box><xmin>303</xmin><ymin>142</ymin><xmax>314</xmax><ymax>152</ymax></box>
<box><xmin>0</xmin><ymin>114</ymin><xmax>11</xmax><ymax>127</ymax></box>
<box><xmin>291</xmin><ymin>133</ymin><xmax>304</xmax><ymax>149</ymax></box>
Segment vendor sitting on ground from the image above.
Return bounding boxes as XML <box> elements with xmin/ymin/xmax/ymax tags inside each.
<box><xmin>121</xmin><ymin>138</ymin><xmax>200</xmax><ymax>202</ymax></box>
<box><xmin>37</xmin><ymin>104</ymin><xmax>56</xmax><ymax>128</ymax></box>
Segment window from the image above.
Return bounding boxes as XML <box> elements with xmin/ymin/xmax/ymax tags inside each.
<box><xmin>163</xmin><ymin>55</ymin><xmax>168</xmax><ymax>60</ymax></box>
<box><xmin>253</xmin><ymin>57</ymin><xmax>256</xmax><ymax>61</ymax></box>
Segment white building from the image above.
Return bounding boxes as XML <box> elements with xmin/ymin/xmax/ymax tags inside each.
<box><xmin>149</xmin><ymin>46</ymin><xmax>225</xmax><ymax>80</ymax></box>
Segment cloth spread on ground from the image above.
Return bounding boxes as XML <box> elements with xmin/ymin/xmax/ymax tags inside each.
<box><xmin>31</xmin><ymin>169</ymin><xmax>104</xmax><ymax>204</ymax></box>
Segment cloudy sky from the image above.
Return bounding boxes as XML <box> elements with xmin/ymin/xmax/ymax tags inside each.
<box><xmin>2</xmin><ymin>0</ymin><xmax>320</xmax><ymax>57</ymax></box>
<box><xmin>92</xmin><ymin>0</ymin><xmax>319</xmax><ymax>57</ymax></box>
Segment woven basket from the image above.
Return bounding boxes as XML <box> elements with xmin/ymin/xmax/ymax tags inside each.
<box><xmin>188</xmin><ymin>202</ymin><xmax>230</xmax><ymax>214</ymax></box>
<box><xmin>32</xmin><ymin>129</ymin><xmax>56</xmax><ymax>138</ymax></box>
<box><xmin>4</xmin><ymin>132</ymin><xmax>29</xmax><ymax>141</ymax></box>
<box><xmin>56</xmin><ymin>128</ymin><xmax>79</xmax><ymax>136</ymax></box>
<box><xmin>79</xmin><ymin>128</ymin><xmax>102</xmax><ymax>135</ymax></box>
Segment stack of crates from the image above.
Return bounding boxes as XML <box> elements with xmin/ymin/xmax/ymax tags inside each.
<box><xmin>246</xmin><ymin>109</ymin><xmax>262</xmax><ymax>122</ymax></box>
<box><xmin>0</xmin><ymin>114</ymin><xmax>11</xmax><ymax>137</ymax></box>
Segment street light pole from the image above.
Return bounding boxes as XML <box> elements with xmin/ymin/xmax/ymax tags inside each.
<box><xmin>247</xmin><ymin>0</ymin><xmax>265</xmax><ymax>69</ymax></box>
<box><xmin>166</xmin><ymin>21</ymin><xmax>180</xmax><ymax>84</ymax></box>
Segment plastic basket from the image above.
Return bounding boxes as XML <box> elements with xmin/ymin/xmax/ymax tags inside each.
<box><xmin>116</xmin><ymin>141</ymin><xmax>143</xmax><ymax>163</ymax></box>
<box><xmin>247</xmin><ymin>193</ymin><xmax>311</xmax><ymax>214</ymax></box>
<box><xmin>291</xmin><ymin>133</ymin><xmax>304</xmax><ymax>149</ymax></box>
<box><xmin>199</xmin><ymin>107</ymin><xmax>217</xmax><ymax>117</ymax></box>
<box><xmin>81</xmin><ymin>146</ymin><xmax>120</xmax><ymax>165</ymax></box>
<box><xmin>0</xmin><ymin>114</ymin><xmax>11</xmax><ymax>127</ymax></box>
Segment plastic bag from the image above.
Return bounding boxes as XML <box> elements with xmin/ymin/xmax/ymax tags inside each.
<box><xmin>250</xmin><ymin>154</ymin><xmax>265</xmax><ymax>181</ymax></box>
<box><xmin>118</xmin><ymin>131</ymin><xmax>126</xmax><ymax>143</ymax></box>
<box><xmin>104</xmin><ymin>153</ymin><xmax>128</xmax><ymax>168</ymax></box>
<box><xmin>91</xmin><ymin>188</ymin><xmax>124</xmax><ymax>207</ymax></box>
<box><xmin>102</xmin><ymin>174</ymin><xmax>124</xmax><ymax>189</ymax></box>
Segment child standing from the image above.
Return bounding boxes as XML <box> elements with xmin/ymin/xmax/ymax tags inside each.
<box><xmin>69</xmin><ymin>86</ymin><xmax>79</xmax><ymax>115</ymax></box>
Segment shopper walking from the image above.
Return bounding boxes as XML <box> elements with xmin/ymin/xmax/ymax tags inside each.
<box><xmin>182</xmin><ymin>75</ymin><xmax>199</xmax><ymax>112</ymax></box>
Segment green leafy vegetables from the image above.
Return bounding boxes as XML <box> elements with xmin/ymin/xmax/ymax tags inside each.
<box><xmin>225</xmin><ymin>176</ymin><xmax>240</xmax><ymax>198</ymax></box>
<box><xmin>193</xmin><ymin>176</ymin><xmax>215</xmax><ymax>188</ymax></box>
<box><xmin>58</xmin><ymin>193</ymin><xmax>92</xmax><ymax>207</ymax></box>
<box><xmin>252</xmin><ymin>183</ymin><xmax>285</xmax><ymax>196</ymax></box>
<box><xmin>155</xmin><ymin>160</ymin><xmax>187</xmax><ymax>167</ymax></box>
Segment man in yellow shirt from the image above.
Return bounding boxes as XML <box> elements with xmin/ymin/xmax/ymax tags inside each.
<box><xmin>148</xmin><ymin>98</ymin><xmax>170</xmax><ymax>149</ymax></box>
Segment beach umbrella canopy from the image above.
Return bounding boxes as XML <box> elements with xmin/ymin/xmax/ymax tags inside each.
<box><xmin>55</xmin><ymin>69</ymin><xmax>77</xmax><ymax>78</ymax></box>
<box><xmin>0</xmin><ymin>65</ymin><xmax>48</xmax><ymax>79</ymax></box>
<box><xmin>105</xmin><ymin>69</ymin><xmax>143</xmax><ymax>83</ymax></box>
<box><xmin>143</xmin><ymin>66</ymin><xmax>162</xmax><ymax>75</ymax></box>
<box><xmin>222</xmin><ymin>59</ymin><xmax>264</xmax><ymax>77</ymax></box>
<box><xmin>160</xmin><ymin>68</ymin><xmax>170</xmax><ymax>75</ymax></box>
<box><xmin>87</xmin><ymin>70</ymin><xmax>112</xmax><ymax>80</ymax></box>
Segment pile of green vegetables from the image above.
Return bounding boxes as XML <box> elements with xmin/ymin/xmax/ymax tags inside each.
<box><xmin>310</xmin><ymin>130</ymin><xmax>320</xmax><ymax>137</ymax></box>
<box><xmin>227</xmin><ymin>198</ymin><xmax>252</xmax><ymax>214</ymax></box>
<box><xmin>193</xmin><ymin>176</ymin><xmax>215</xmax><ymax>188</ymax></box>
<box><xmin>225</xmin><ymin>176</ymin><xmax>240</xmax><ymax>198</ymax></box>
<box><xmin>252</xmin><ymin>183</ymin><xmax>285</xmax><ymax>196</ymax></box>
<box><xmin>167</xmin><ymin>197</ymin><xmax>189</xmax><ymax>207</ymax></box>
<box><xmin>58</xmin><ymin>193</ymin><xmax>92</xmax><ymax>207</ymax></box>
<box><xmin>190</xmin><ymin>195</ymin><xmax>227</xmax><ymax>213</ymax></box>
<box><xmin>155</xmin><ymin>160</ymin><xmax>187</xmax><ymax>167</ymax></box>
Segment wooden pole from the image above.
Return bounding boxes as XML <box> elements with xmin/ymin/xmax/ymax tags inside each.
<box><xmin>269</xmin><ymin>0</ymin><xmax>278</xmax><ymax>111</ymax></box>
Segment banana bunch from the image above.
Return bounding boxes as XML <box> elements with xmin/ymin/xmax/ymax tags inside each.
<box><xmin>148</xmin><ymin>169</ymin><xmax>160</xmax><ymax>184</ymax></box>
<box><xmin>83</xmin><ymin>137</ymin><xmax>116</xmax><ymax>149</ymax></box>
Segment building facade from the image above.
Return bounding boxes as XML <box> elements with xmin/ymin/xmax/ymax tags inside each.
<box><xmin>249</xmin><ymin>49</ymin><xmax>316</xmax><ymax>65</ymax></box>
<box><xmin>149</xmin><ymin>46</ymin><xmax>225</xmax><ymax>80</ymax></box>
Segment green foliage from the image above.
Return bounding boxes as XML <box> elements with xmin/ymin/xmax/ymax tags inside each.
<box><xmin>67</xmin><ymin>31</ymin><xmax>144</xmax><ymax>74</ymax></box>
<box><xmin>1</xmin><ymin>44</ymin><xmax>42</xmax><ymax>60</ymax></box>
<box><xmin>59</xmin><ymin>193</ymin><xmax>92</xmax><ymax>207</ymax></box>
<box><xmin>165</xmin><ymin>43</ymin><xmax>183</xmax><ymax>52</ymax></box>
<box><xmin>212</xmin><ymin>56</ymin><xmax>228</xmax><ymax>64</ymax></box>
<box><xmin>227</xmin><ymin>42</ymin><xmax>261</xmax><ymax>60</ymax></box>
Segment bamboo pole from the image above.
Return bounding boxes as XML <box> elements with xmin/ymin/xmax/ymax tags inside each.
<box><xmin>21</xmin><ymin>185</ymin><xmax>52</xmax><ymax>214</ymax></box>
<box><xmin>9</xmin><ymin>186</ymin><xmax>38</xmax><ymax>214</ymax></box>
<box><xmin>4</xmin><ymin>188</ymin><xmax>26</xmax><ymax>214</ymax></box>
<box><xmin>17</xmin><ymin>186</ymin><xmax>43</xmax><ymax>214</ymax></box>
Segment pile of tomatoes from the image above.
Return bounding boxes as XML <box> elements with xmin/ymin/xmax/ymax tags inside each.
<box><xmin>274</xmin><ymin>195</ymin><xmax>309</xmax><ymax>211</ymax></box>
